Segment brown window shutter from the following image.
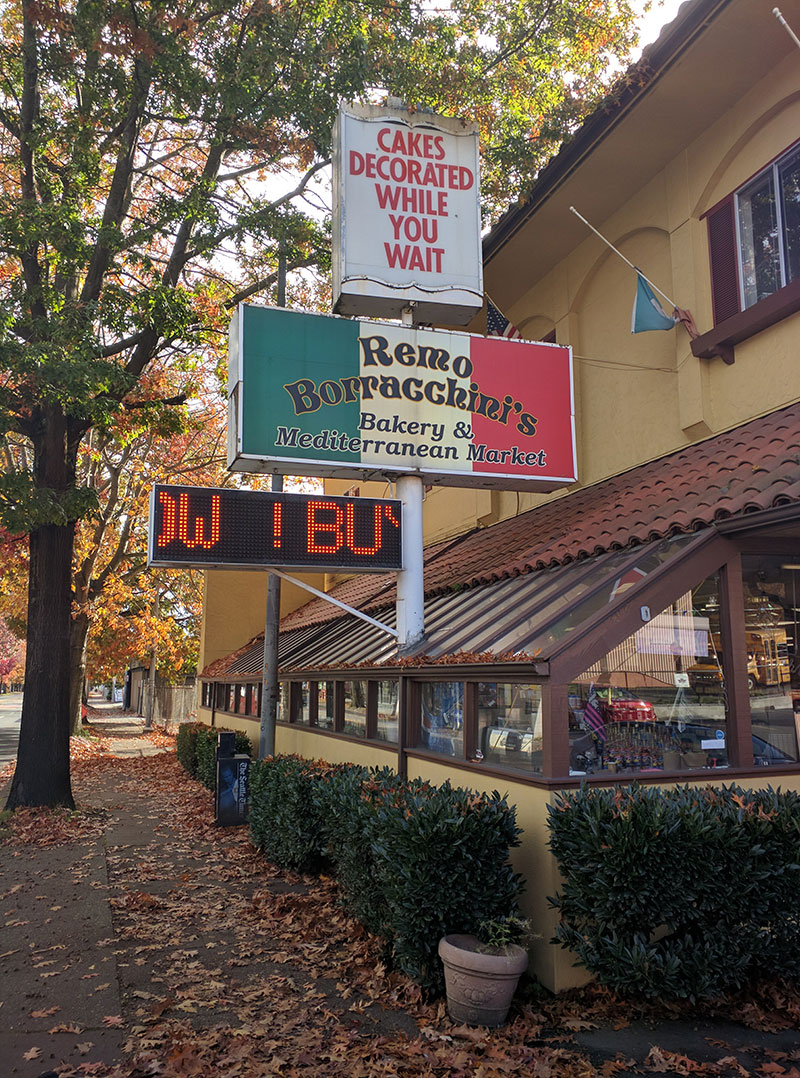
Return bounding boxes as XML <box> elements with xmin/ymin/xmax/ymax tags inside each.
<box><xmin>707</xmin><ymin>197</ymin><xmax>740</xmax><ymax>324</ymax></box>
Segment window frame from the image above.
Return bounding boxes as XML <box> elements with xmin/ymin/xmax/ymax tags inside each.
<box><xmin>734</xmin><ymin>144</ymin><xmax>799</xmax><ymax>312</ymax></box>
<box><xmin>277</xmin><ymin>676</ymin><xmax>400</xmax><ymax>746</ymax></box>
<box><xmin>695</xmin><ymin>138</ymin><xmax>800</xmax><ymax>363</ymax></box>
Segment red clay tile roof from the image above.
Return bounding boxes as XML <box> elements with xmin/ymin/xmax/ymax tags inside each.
<box><xmin>201</xmin><ymin>402</ymin><xmax>800</xmax><ymax>677</ymax></box>
<box><xmin>276</xmin><ymin>402</ymin><xmax>800</xmax><ymax>631</ymax></box>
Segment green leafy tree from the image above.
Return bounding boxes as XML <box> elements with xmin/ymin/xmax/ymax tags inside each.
<box><xmin>0</xmin><ymin>0</ymin><xmax>639</xmax><ymax>808</ymax></box>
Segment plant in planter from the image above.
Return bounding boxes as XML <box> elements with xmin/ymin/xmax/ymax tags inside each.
<box><xmin>438</xmin><ymin>915</ymin><xmax>531</xmax><ymax>1027</ymax></box>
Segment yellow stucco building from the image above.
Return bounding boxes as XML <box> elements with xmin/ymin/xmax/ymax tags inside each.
<box><xmin>198</xmin><ymin>0</ymin><xmax>800</xmax><ymax>992</ymax></box>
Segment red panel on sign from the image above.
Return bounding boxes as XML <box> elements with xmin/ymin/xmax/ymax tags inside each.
<box><xmin>468</xmin><ymin>337</ymin><xmax>575</xmax><ymax>480</ymax></box>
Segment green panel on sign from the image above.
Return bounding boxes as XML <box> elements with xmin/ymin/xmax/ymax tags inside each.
<box><xmin>240</xmin><ymin>307</ymin><xmax>362</xmax><ymax>462</ymax></box>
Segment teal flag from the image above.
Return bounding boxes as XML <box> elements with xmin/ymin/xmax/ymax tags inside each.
<box><xmin>631</xmin><ymin>272</ymin><xmax>677</xmax><ymax>333</ymax></box>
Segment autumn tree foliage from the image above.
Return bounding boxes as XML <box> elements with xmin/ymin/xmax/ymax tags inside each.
<box><xmin>0</xmin><ymin>614</ymin><xmax>24</xmax><ymax>684</ymax></box>
<box><xmin>0</xmin><ymin>0</ymin><xmax>640</xmax><ymax>808</ymax></box>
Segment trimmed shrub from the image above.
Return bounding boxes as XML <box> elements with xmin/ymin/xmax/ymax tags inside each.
<box><xmin>195</xmin><ymin>726</ymin><xmax>251</xmax><ymax>790</ymax></box>
<box><xmin>251</xmin><ymin>757</ymin><xmax>524</xmax><ymax>994</ymax></box>
<box><xmin>372</xmin><ymin>780</ymin><xmax>523</xmax><ymax>993</ymax></box>
<box><xmin>547</xmin><ymin>783</ymin><xmax>800</xmax><ymax>1000</ymax></box>
<box><xmin>312</xmin><ymin>763</ymin><xmax>381</xmax><ymax>929</ymax></box>
<box><xmin>313</xmin><ymin>766</ymin><xmax>433</xmax><ymax>939</ymax></box>
<box><xmin>248</xmin><ymin>755</ymin><xmax>332</xmax><ymax>871</ymax></box>
<box><xmin>176</xmin><ymin>722</ymin><xmax>251</xmax><ymax>789</ymax></box>
<box><xmin>176</xmin><ymin>722</ymin><xmax>205</xmax><ymax>777</ymax></box>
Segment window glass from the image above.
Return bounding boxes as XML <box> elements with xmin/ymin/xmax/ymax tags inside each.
<box><xmin>236</xmin><ymin>684</ymin><xmax>247</xmax><ymax>714</ymax></box>
<box><xmin>376</xmin><ymin>681</ymin><xmax>399</xmax><ymax>742</ymax></box>
<box><xmin>215</xmin><ymin>683</ymin><xmax>226</xmax><ymax>709</ymax></box>
<box><xmin>278</xmin><ymin>683</ymin><xmax>289</xmax><ymax>723</ymax></box>
<box><xmin>477</xmin><ymin>684</ymin><xmax>542</xmax><ymax>773</ymax></box>
<box><xmin>568</xmin><ymin>573</ymin><xmax>727</xmax><ymax>775</ymax></box>
<box><xmin>734</xmin><ymin>142</ymin><xmax>800</xmax><ymax>310</ymax></box>
<box><xmin>227</xmin><ymin>684</ymin><xmax>236</xmax><ymax>712</ymax></box>
<box><xmin>420</xmin><ymin>682</ymin><xmax>463</xmax><ymax>757</ymax></box>
<box><xmin>248</xmin><ymin>684</ymin><xmax>260</xmax><ymax>718</ymax></box>
<box><xmin>741</xmin><ymin>556</ymin><xmax>800</xmax><ymax>765</ymax></box>
<box><xmin>780</xmin><ymin>148</ymin><xmax>800</xmax><ymax>286</ymax></box>
<box><xmin>528</xmin><ymin>534</ymin><xmax>695</xmax><ymax>656</ymax></box>
<box><xmin>317</xmin><ymin>681</ymin><xmax>335</xmax><ymax>730</ymax></box>
<box><xmin>297</xmin><ymin>681</ymin><xmax>311</xmax><ymax>725</ymax></box>
<box><xmin>739</xmin><ymin>170</ymin><xmax>781</xmax><ymax>307</ymax></box>
<box><xmin>344</xmin><ymin>681</ymin><xmax>367</xmax><ymax>737</ymax></box>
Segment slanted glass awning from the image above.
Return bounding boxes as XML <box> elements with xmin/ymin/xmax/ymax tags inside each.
<box><xmin>213</xmin><ymin>531</ymin><xmax>702</xmax><ymax>678</ymax></box>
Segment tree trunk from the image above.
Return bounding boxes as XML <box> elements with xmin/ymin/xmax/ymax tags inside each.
<box><xmin>5</xmin><ymin>519</ymin><xmax>76</xmax><ymax>809</ymax></box>
<box><xmin>69</xmin><ymin>611</ymin><xmax>90</xmax><ymax>737</ymax></box>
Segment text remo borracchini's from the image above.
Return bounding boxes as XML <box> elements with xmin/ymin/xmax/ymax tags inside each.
<box><xmin>227</xmin><ymin>306</ymin><xmax>577</xmax><ymax>493</ymax></box>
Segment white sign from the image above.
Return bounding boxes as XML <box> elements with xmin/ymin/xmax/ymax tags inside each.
<box><xmin>332</xmin><ymin>102</ymin><xmax>483</xmax><ymax>324</ymax></box>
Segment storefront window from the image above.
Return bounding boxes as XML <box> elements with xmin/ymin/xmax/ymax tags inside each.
<box><xmin>569</xmin><ymin>573</ymin><xmax>728</xmax><ymax>774</ymax></box>
<box><xmin>248</xmin><ymin>684</ymin><xmax>260</xmax><ymax>717</ymax></box>
<box><xmin>741</xmin><ymin>556</ymin><xmax>800</xmax><ymax>765</ymax></box>
<box><xmin>227</xmin><ymin>684</ymin><xmax>236</xmax><ymax>712</ymax></box>
<box><xmin>344</xmin><ymin>681</ymin><xmax>367</xmax><ymax>736</ymax></box>
<box><xmin>477</xmin><ymin>683</ymin><xmax>542</xmax><ymax>773</ymax></box>
<box><xmin>278</xmin><ymin>683</ymin><xmax>289</xmax><ymax>723</ymax></box>
<box><xmin>297</xmin><ymin>681</ymin><xmax>311</xmax><ymax>725</ymax></box>
<box><xmin>236</xmin><ymin>685</ymin><xmax>247</xmax><ymax>714</ymax></box>
<box><xmin>317</xmin><ymin>681</ymin><xmax>335</xmax><ymax>730</ymax></box>
<box><xmin>420</xmin><ymin>682</ymin><xmax>463</xmax><ymax>757</ymax></box>
<box><xmin>376</xmin><ymin>681</ymin><xmax>399</xmax><ymax>743</ymax></box>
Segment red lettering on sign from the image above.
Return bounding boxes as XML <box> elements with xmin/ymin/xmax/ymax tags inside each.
<box><xmin>157</xmin><ymin>491</ymin><xmax>178</xmax><ymax>545</ymax></box>
<box><xmin>273</xmin><ymin>501</ymin><xmax>282</xmax><ymax>548</ymax></box>
<box><xmin>345</xmin><ymin>503</ymin><xmax>382</xmax><ymax>555</ymax></box>
<box><xmin>307</xmin><ymin>501</ymin><xmax>345</xmax><ymax>554</ymax></box>
<box><xmin>174</xmin><ymin>492</ymin><xmax>220</xmax><ymax>549</ymax></box>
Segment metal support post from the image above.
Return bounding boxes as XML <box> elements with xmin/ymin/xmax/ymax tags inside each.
<box><xmin>259</xmin><ymin>250</ymin><xmax>286</xmax><ymax>760</ymax></box>
<box><xmin>259</xmin><ymin>488</ymin><xmax>282</xmax><ymax>762</ymax></box>
<box><xmin>396</xmin><ymin>473</ymin><xmax>425</xmax><ymax>654</ymax></box>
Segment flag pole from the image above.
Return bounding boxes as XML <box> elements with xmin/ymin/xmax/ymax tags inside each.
<box><xmin>774</xmin><ymin>7</ymin><xmax>800</xmax><ymax>50</ymax></box>
<box><xmin>569</xmin><ymin>205</ymin><xmax>679</xmax><ymax>311</ymax></box>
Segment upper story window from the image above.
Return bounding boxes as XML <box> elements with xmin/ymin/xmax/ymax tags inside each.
<box><xmin>706</xmin><ymin>140</ymin><xmax>800</xmax><ymax>325</ymax></box>
<box><xmin>737</xmin><ymin>145</ymin><xmax>800</xmax><ymax>309</ymax></box>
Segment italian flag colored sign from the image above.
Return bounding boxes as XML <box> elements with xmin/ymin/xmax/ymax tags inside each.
<box><xmin>229</xmin><ymin>305</ymin><xmax>576</xmax><ymax>491</ymax></box>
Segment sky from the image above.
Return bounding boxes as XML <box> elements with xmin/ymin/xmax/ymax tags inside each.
<box><xmin>635</xmin><ymin>0</ymin><xmax>687</xmax><ymax>50</ymax></box>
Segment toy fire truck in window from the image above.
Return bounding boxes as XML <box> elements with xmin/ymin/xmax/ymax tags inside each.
<box><xmin>569</xmin><ymin>690</ymin><xmax>668</xmax><ymax>774</ymax></box>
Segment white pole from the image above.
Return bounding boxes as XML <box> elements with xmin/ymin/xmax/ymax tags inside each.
<box><xmin>774</xmin><ymin>7</ymin><xmax>800</xmax><ymax>49</ymax></box>
<box><xmin>396</xmin><ymin>304</ymin><xmax>425</xmax><ymax>655</ymax></box>
<box><xmin>396</xmin><ymin>474</ymin><xmax>425</xmax><ymax>653</ymax></box>
<box><xmin>569</xmin><ymin>206</ymin><xmax>679</xmax><ymax>311</ymax></box>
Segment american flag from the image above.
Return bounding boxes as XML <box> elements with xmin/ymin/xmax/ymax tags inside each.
<box><xmin>486</xmin><ymin>298</ymin><xmax>520</xmax><ymax>339</ymax></box>
<box><xmin>583</xmin><ymin>685</ymin><xmax>606</xmax><ymax>742</ymax></box>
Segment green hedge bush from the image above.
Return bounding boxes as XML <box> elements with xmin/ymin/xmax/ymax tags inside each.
<box><xmin>176</xmin><ymin>722</ymin><xmax>251</xmax><ymax>789</ymax></box>
<box><xmin>248</xmin><ymin>755</ymin><xmax>335</xmax><ymax>872</ymax></box>
<box><xmin>547</xmin><ymin>783</ymin><xmax>800</xmax><ymax>1000</ymax></box>
<box><xmin>252</xmin><ymin>757</ymin><xmax>524</xmax><ymax>994</ymax></box>
<box><xmin>176</xmin><ymin>722</ymin><xmax>205</xmax><ymax>777</ymax></box>
<box><xmin>371</xmin><ymin>779</ymin><xmax>523</xmax><ymax>992</ymax></box>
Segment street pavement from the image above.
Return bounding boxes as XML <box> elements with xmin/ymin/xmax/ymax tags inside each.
<box><xmin>0</xmin><ymin>690</ymin><xmax>22</xmax><ymax>765</ymax></box>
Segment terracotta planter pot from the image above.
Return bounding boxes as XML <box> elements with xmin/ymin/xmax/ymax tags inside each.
<box><xmin>438</xmin><ymin>933</ymin><xmax>528</xmax><ymax>1027</ymax></box>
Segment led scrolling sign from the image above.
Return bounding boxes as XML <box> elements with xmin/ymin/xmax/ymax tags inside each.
<box><xmin>147</xmin><ymin>485</ymin><xmax>403</xmax><ymax>572</ymax></box>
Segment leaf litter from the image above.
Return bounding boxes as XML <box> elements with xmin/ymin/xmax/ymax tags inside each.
<box><xmin>2</xmin><ymin>742</ymin><xmax>800</xmax><ymax>1076</ymax></box>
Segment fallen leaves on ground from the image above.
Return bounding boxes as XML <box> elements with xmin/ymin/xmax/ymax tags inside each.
<box><xmin>4</xmin><ymin>748</ymin><xmax>800</xmax><ymax>1078</ymax></box>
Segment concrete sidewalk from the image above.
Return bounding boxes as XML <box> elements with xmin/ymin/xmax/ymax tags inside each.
<box><xmin>0</xmin><ymin>712</ymin><xmax>172</xmax><ymax>1076</ymax></box>
<box><xmin>84</xmin><ymin>705</ymin><xmax>167</xmax><ymax>758</ymax></box>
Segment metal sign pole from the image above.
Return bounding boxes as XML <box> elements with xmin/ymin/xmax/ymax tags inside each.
<box><xmin>259</xmin><ymin>253</ymin><xmax>286</xmax><ymax>760</ymax></box>
<box><xmin>396</xmin><ymin>305</ymin><xmax>426</xmax><ymax>655</ymax></box>
<box><xmin>396</xmin><ymin>473</ymin><xmax>425</xmax><ymax>653</ymax></box>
